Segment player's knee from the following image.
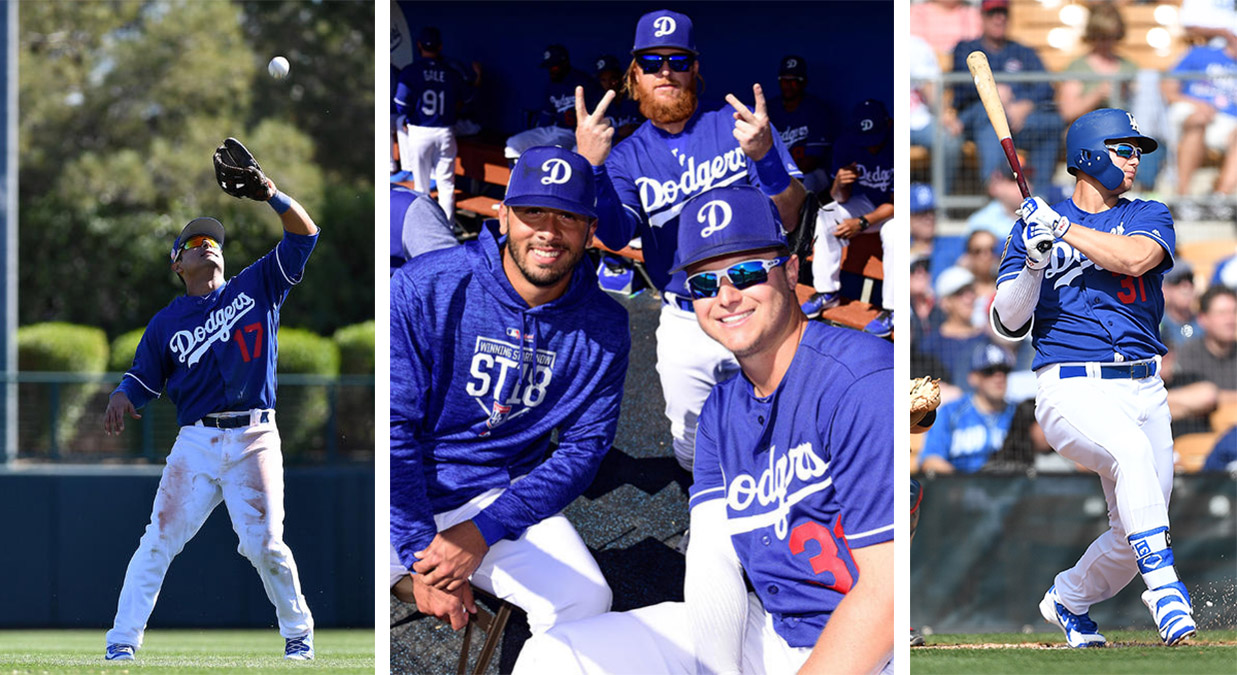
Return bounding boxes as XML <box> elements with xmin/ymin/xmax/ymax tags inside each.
<box><xmin>533</xmin><ymin>575</ymin><xmax>611</xmax><ymax>632</ymax></box>
<box><xmin>238</xmin><ymin>531</ymin><xmax>287</xmax><ymax>566</ymax></box>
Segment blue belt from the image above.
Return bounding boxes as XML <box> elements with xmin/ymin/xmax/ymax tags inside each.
<box><xmin>199</xmin><ymin>410</ymin><xmax>271</xmax><ymax>429</ymax></box>
<box><xmin>662</xmin><ymin>293</ymin><xmax>694</xmax><ymax>313</ymax></box>
<box><xmin>1059</xmin><ymin>361</ymin><xmax>1157</xmax><ymax>380</ymax></box>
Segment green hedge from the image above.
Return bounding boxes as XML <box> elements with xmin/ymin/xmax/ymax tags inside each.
<box><xmin>277</xmin><ymin>327</ymin><xmax>339</xmax><ymax>458</ymax></box>
<box><xmin>333</xmin><ymin>321</ymin><xmax>374</xmax><ymax>454</ymax></box>
<box><xmin>334</xmin><ymin>321</ymin><xmax>374</xmax><ymax>375</ymax></box>
<box><xmin>17</xmin><ymin>323</ymin><xmax>109</xmax><ymax>455</ymax></box>
<box><xmin>108</xmin><ymin>328</ymin><xmax>145</xmax><ymax>373</ymax></box>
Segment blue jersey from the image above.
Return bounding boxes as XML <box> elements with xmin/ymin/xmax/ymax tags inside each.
<box><xmin>116</xmin><ymin>231</ymin><xmax>319</xmax><ymax>427</ymax></box>
<box><xmin>952</xmin><ymin>38</ymin><xmax>1054</xmax><ymax>111</ymax></box>
<box><xmin>768</xmin><ymin>93</ymin><xmax>836</xmax><ymax>169</ymax></box>
<box><xmin>1171</xmin><ymin>47</ymin><xmax>1237</xmax><ymax>118</ymax></box>
<box><xmin>687</xmin><ymin>321</ymin><xmax>893</xmax><ymax>648</ymax></box>
<box><xmin>997</xmin><ymin>197</ymin><xmax>1175</xmax><ymax>369</ymax></box>
<box><xmin>390</xmin><ymin>222</ymin><xmax>630</xmax><ymax>570</ymax></box>
<box><xmin>919</xmin><ymin>396</ymin><xmax>1015</xmax><ymax>473</ymax></box>
<box><xmin>832</xmin><ymin>134</ymin><xmax>894</xmax><ymax>207</ymax></box>
<box><xmin>595</xmin><ymin>103</ymin><xmax>802</xmax><ymax>295</ymax></box>
<box><xmin>395</xmin><ymin>57</ymin><xmax>464</xmax><ymax>127</ymax></box>
<box><xmin>539</xmin><ymin>69</ymin><xmax>600</xmax><ymax>129</ymax></box>
<box><xmin>606</xmin><ymin>96</ymin><xmax>645</xmax><ymax>133</ymax></box>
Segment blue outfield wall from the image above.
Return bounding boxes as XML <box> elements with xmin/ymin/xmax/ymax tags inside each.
<box><xmin>1</xmin><ymin>466</ymin><xmax>373</xmax><ymax>628</ymax></box>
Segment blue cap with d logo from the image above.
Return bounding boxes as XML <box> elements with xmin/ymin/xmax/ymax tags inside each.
<box><xmin>503</xmin><ymin>146</ymin><xmax>597</xmax><ymax>219</ymax></box>
<box><xmin>670</xmin><ymin>185</ymin><xmax>786</xmax><ymax>273</ymax></box>
<box><xmin>632</xmin><ymin>10</ymin><xmax>697</xmax><ymax>55</ymax></box>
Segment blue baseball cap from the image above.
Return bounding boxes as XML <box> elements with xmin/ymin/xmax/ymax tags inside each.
<box><xmin>910</xmin><ymin>183</ymin><xmax>935</xmax><ymax>213</ymax></box>
<box><xmin>853</xmin><ymin>98</ymin><xmax>891</xmax><ymax>141</ymax></box>
<box><xmin>418</xmin><ymin>26</ymin><xmax>441</xmax><ymax>50</ymax></box>
<box><xmin>595</xmin><ymin>54</ymin><xmax>622</xmax><ymax>74</ymax></box>
<box><xmin>632</xmin><ymin>10</ymin><xmax>697</xmax><ymax>55</ymax></box>
<box><xmin>503</xmin><ymin>146</ymin><xmax>597</xmax><ymax>219</ymax></box>
<box><xmin>779</xmin><ymin>55</ymin><xmax>807</xmax><ymax>79</ymax></box>
<box><xmin>171</xmin><ymin>217</ymin><xmax>225</xmax><ymax>261</ymax></box>
<box><xmin>670</xmin><ymin>185</ymin><xmax>786</xmax><ymax>274</ymax></box>
<box><xmin>971</xmin><ymin>343</ymin><xmax>1014</xmax><ymax>373</ymax></box>
<box><xmin>540</xmin><ymin>44</ymin><xmax>569</xmax><ymax>68</ymax></box>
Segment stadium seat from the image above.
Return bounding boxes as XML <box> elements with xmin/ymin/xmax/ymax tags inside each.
<box><xmin>1174</xmin><ymin>431</ymin><xmax>1219</xmax><ymax>473</ymax></box>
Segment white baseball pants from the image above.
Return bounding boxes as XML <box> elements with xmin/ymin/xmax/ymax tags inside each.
<box><xmin>389</xmin><ymin>487</ymin><xmax>611</xmax><ymax>635</ymax></box>
<box><xmin>654</xmin><ymin>301</ymin><xmax>742</xmax><ymax>472</ymax></box>
<box><xmin>1034</xmin><ymin>363</ymin><xmax>1176</xmax><ymax>613</ymax></box>
<box><xmin>401</xmin><ymin>124</ymin><xmax>458</xmax><ymax>220</ymax></box>
<box><xmin>513</xmin><ymin>593</ymin><xmax>895</xmax><ymax>675</ymax></box>
<box><xmin>106</xmin><ymin>412</ymin><xmax>313</xmax><ymax>648</ymax></box>
<box><xmin>811</xmin><ymin>195</ymin><xmax>893</xmax><ymax>310</ymax></box>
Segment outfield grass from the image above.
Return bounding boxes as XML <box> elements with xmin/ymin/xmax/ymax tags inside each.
<box><xmin>0</xmin><ymin>629</ymin><xmax>374</xmax><ymax>674</ymax></box>
<box><xmin>911</xmin><ymin>630</ymin><xmax>1237</xmax><ymax>674</ymax></box>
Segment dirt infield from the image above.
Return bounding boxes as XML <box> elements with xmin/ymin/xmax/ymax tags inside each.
<box><xmin>920</xmin><ymin>638</ymin><xmax>1237</xmax><ymax>649</ymax></box>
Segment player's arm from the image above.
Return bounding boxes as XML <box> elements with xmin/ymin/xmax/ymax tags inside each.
<box><xmin>1019</xmin><ymin>197</ymin><xmax>1169</xmax><ymax>277</ymax></box>
<box><xmin>830</xmin><ymin>162</ymin><xmax>856</xmax><ymax>205</ymax></box>
<box><xmin>991</xmin><ymin>217</ymin><xmax>1047</xmax><ymax>341</ymax></box>
<box><xmin>269</xmin><ymin>189</ymin><xmax>319</xmax><ymax>237</ymax></box>
<box><xmin>104</xmin><ymin>324</ymin><xmax>167</xmax><ymax>436</ymax></box>
<box><xmin>727</xmin><ymin>84</ymin><xmax>806</xmax><ymax>230</ymax></box>
<box><xmin>835</xmin><ymin>201</ymin><xmax>895</xmax><ymax>240</ymax></box>
<box><xmin>573</xmin><ymin>86</ymin><xmax>644</xmax><ymax>249</ymax></box>
<box><xmin>685</xmin><ymin>500</ymin><xmax>747</xmax><ymax>675</ymax></box>
<box><xmin>799</xmin><ymin>542</ymin><xmax>893</xmax><ymax>675</ymax></box>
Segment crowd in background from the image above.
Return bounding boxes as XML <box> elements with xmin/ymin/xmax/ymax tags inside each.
<box><xmin>910</xmin><ymin>0</ymin><xmax>1237</xmax><ymax>475</ymax></box>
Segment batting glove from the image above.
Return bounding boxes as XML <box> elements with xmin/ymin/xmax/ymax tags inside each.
<box><xmin>1018</xmin><ymin>196</ymin><xmax>1071</xmax><ymax>238</ymax></box>
<box><xmin>1022</xmin><ymin>219</ymin><xmax>1054</xmax><ymax>270</ymax></box>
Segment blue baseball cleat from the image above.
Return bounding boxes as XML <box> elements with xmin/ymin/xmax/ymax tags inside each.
<box><xmin>864</xmin><ymin>310</ymin><xmax>893</xmax><ymax>338</ymax></box>
<box><xmin>801</xmin><ymin>291</ymin><xmax>840</xmax><ymax>319</ymax></box>
<box><xmin>105</xmin><ymin>643</ymin><xmax>136</xmax><ymax>661</ymax></box>
<box><xmin>285</xmin><ymin>633</ymin><xmax>315</xmax><ymax>660</ymax></box>
<box><xmin>1039</xmin><ymin>586</ymin><xmax>1106</xmax><ymax>648</ymax></box>
<box><xmin>1142</xmin><ymin>582</ymin><xmax>1196</xmax><ymax>646</ymax></box>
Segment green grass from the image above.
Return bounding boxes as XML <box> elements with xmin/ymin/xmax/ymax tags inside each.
<box><xmin>911</xmin><ymin>630</ymin><xmax>1237</xmax><ymax>674</ymax></box>
<box><xmin>0</xmin><ymin>629</ymin><xmax>374</xmax><ymax>674</ymax></box>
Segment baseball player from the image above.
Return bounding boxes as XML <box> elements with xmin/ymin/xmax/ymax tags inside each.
<box><xmin>767</xmin><ymin>55</ymin><xmax>836</xmax><ymax>195</ymax></box>
<box><xmin>390</xmin><ymin>184</ymin><xmax>457</xmax><ymax>274</ymax></box>
<box><xmin>802</xmin><ymin>99</ymin><xmax>895</xmax><ymax>338</ymax></box>
<box><xmin>990</xmin><ymin>108</ymin><xmax>1196</xmax><ymax>647</ymax></box>
<box><xmin>101</xmin><ymin>139</ymin><xmax>318</xmax><ymax>661</ymax></box>
<box><xmin>395</xmin><ymin>26</ymin><xmax>469</xmax><ymax>220</ymax></box>
<box><xmin>593</xmin><ymin>54</ymin><xmax>644</xmax><ymax>142</ymax></box>
<box><xmin>575</xmin><ymin>8</ymin><xmax>806</xmax><ymax>471</ymax></box>
<box><xmin>505</xmin><ymin>45</ymin><xmax>599</xmax><ymax>160</ymax></box>
<box><xmin>389</xmin><ymin>146</ymin><xmax>629</xmax><ymax>641</ymax></box>
<box><xmin>513</xmin><ymin>185</ymin><xmax>893</xmax><ymax>675</ymax></box>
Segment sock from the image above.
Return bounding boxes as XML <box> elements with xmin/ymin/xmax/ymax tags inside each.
<box><xmin>1127</xmin><ymin>526</ymin><xmax>1181</xmax><ymax>591</ymax></box>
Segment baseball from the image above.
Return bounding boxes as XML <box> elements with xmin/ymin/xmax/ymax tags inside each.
<box><xmin>268</xmin><ymin>56</ymin><xmax>290</xmax><ymax>80</ymax></box>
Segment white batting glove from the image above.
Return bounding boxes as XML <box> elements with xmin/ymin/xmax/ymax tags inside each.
<box><xmin>1018</xmin><ymin>196</ymin><xmax>1071</xmax><ymax>238</ymax></box>
<box><xmin>1022</xmin><ymin>219</ymin><xmax>1054</xmax><ymax>270</ymax></box>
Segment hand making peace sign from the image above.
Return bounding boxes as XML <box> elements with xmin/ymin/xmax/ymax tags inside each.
<box><xmin>574</xmin><ymin>86</ymin><xmax>616</xmax><ymax>167</ymax></box>
<box><xmin>725</xmin><ymin>83</ymin><xmax>774</xmax><ymax>162</ymax></box>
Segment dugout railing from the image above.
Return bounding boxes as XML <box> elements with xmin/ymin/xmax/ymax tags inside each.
<box><xmin>0</xmin><ymin>371</ymin><xmax>375</xmax><ymax>465</ymax></box>
<box><xmin>911</xmin><ymin>69</ymin><xmax>1231</xmax><ymax>215</ymax></box>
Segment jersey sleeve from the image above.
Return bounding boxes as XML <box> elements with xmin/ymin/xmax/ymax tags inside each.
<box><xmin>1124</xmin><ymin>201</ymin><xmax>1176</xmax><ymax>274</ymax></box>
<box><xmin>114</xmin><ymin>320</ymin><xmax>168</xmax><ymax>410</ymax></box>
<box><xmin>393</xmin><ymin>68</ymin><xmax>413</xmax><ymax>117</ymax></box>
<box><xmin>389</xmin><ymin>268</ymin><xmax>440</xmax><ymax>567</ymax></box>
<box><xmin>688</xmin><ymin>390</ymin><xmax>727</xmax><ymax>509</ymax></box>
<box><xmin>753</xmin><ymin>125</ymin><xmax>805</xmax><ymax>184</ymax></box>
<box><xmin>471</xmin><ymin>327</ymin><xmax>631</xmax><ymax>545</ymax></box>
<box><xmin>593</xmin><ymin>160</ymin><xmax>645</xmax><ymax>251</ymax></box>
<box><xmin>825</xmin><ymin>368</ymin><xmax>894</xmax><ymax>548</ymax></box>
<box><xmin>996</xmin><ymin>220</ymin><xmax>1029</xmax><ymax>285</ymax></box>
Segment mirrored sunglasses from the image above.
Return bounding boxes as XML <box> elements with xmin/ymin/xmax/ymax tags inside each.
<box><xmin>179</xmin><ymin>235</ymin><xmax>220</xmax><ymax>254</ymax></box>
<box><xmin>686</xmin><ymin>257</ymin><xmax>789</xmax><ymax>300</ymax></box>
<box><xmin>635</xmin><ymin>53</ymin><xmax>695</xmax><ymax>74</ymax></box>
<box><xmin>1106</xmin><ymin>143</ymin><xmax>1142</xmax><ymax>160</ymax></box>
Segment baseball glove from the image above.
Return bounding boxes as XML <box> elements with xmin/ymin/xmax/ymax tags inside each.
<box><xmin>910</xmin><ymin>377</ymin><xmax>941</xmax><ymax>431</ymax></box>
<box><xmin>213</xmin><ymin>137</ymin><xmax>276</xmax><ymax>201</ymax></box>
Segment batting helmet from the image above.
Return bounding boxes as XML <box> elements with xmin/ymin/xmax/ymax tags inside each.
<box><xmin>1065</xmin><ymin>108</ymin><xmax>1158</xmax><ymax>190</ymax></box>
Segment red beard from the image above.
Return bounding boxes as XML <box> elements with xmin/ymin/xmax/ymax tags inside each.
<box><xmin>638</xmin><ymin>80</ymin><xmax>697</xmax><ymax>126</ymax></box>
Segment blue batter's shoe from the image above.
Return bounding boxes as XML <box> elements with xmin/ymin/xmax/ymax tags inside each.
<box><xmin>285</xmin><ymin>633</ymin><xmax>315</xmax><ymax>661</ymax></box>
<box><xmin>864</xmin><ymin>310</ymin><xmax>893</xmax><ymax>338</ymax></box>
<box><xmin>801</xmin><ymin>291</ymin><xmax>840</xmax><ymax>319</ymax></box>
<box><xmin>1142</xmin><ymin>581</ymin><xmax>1196</xmax><ymax>646</ymax></box>
<box><xmin>105</xmin><ymin>643</ymin><xmax>135</xmax><ymax>661</ymax></box>
<box><xmin>1039</xmin><ymin>586</ymin><xmax>1106</xmax><ymax>648</ymax></box>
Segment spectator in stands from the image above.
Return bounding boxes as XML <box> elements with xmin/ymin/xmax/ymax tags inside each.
<box><xmin>961</xmin><ymin>229</ymin><xmax>1000</xmax><ymax>326</ymax></box>
<box><xmin>982</xmin><ymin>400</ymin><xmax>1078</xmax><ymax>474</ymax></box>
<box><xmin>910</xmin><ymin>34</ymin><xmax>963</xmax><ymax>194</ymax></box>
<box><xmin>910</xmin><ymin>0</ymin><xmax>982</xmax><ymax>57</ymax></box>
<box><xmin>1202</xmin><ymin>425</ymin><xmax>1237</xmax><ymax>473</ymax></box>
<box><xmin>919</xmin><ymin>266</ymin><xmax>989</xmax><ymax>388</ymax></box>
<box><xmin>594</xmin><ymin>55</ymin><xmax>643</xmax><ymax>142</ymax></box>
<box><xmin>1180</xmin><ymin>0</ymin><xmax>1237</xmax><ymax>50</ymax></box>
<box><xmin>1176</xmin><ymin>285</ymin><xmax>1237</xmax><ymax>403</ymax></box>
<box><xmin>768</xmin><ymin>55</ymin><xmax>838</xmax><ymax>194</ymax></box>
<box><xmin>1058</xmin><ymin>3</ymin><xmax>1137</xmax><ymax>126</ymax></box>
<box><xmin>918</xmin><ymin>344</ymin><xmax>1017</xmax><ymax>474</ymax></box>
<box><xmin>910</xmin><ymin>254</ymin><xmax>942</xmax><ymax>346</ymax></box>
<box><xmin>910</xmin><ymin>183</ymin><xmax>937</xmax><ymax>258</ymax></box>
<box><xmin>1163</xmin><ymin>38</ymin><xmax>1237</xmax><ymax>196</ymax></box>
<box><xmin>505</xmin><ymin>45</ymin><xmax>599</xmax><ymax>159</ymax></box>
<box><xmin>1162</xmin><ymin>337</ymin><xmax>1221</xmax><ymax>437</ymax></box>
<box><xmin>1161</xmin><ymin>262</ymin><xmax>1202</xmax><ymax>345</ymax></box>
<box><xmin>1213</xmin><ymin>254</ymin><xmax>1237</xmax><ymax>289</ymax></box>
<box><xmin>952</xmin><ymin>0</ymin><xmax>1063</xmax><ymax>195</ymax></box>
<box><xmin>391</xmin><ymin>185</ymin><xmax>457</xmax><ymax>274</ymax></box>
<box><xmin>965</xmin><ymin>166</ymin><xmax>1025</xmax><ymax>239</ymax></box>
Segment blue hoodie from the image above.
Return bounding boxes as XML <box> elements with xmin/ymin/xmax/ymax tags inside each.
<box><xmin>390</xmin><ymin>221</ymin><xmax>630</xmax><ymax>570</ymax></box>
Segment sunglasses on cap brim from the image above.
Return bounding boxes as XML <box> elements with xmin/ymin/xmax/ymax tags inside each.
<box><xmin>686</xmin><ymin>257</ymin><xmax>789</xmax><ymax>300</ymax></box>
<box><xmin>635</xmin><ymin>53</ymin><xmax>695</xmax><ymax>74</ymax></box>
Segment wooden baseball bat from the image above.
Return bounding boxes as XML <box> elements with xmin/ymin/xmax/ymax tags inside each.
<box><xmin>966</xmin><ymin>51</ymin><xmax>1050</xmax><ymax>252</ymax></box>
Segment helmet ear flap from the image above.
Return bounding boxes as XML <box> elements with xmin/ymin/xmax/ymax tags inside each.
<box><xmin>1072</xmin><ymin>146</ymin><xmax>1125</xmax><ymax>190</ymax></box>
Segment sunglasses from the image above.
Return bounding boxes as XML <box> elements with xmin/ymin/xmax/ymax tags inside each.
<box><xmin>1106</xmin><ymin>143</ymin><xmax>1142</xmax><ymax>160</ymax></box>
<box><xmin>977</xmin><ymin>366</ymin><xmax>1010</xmax><ymax>377</ymax></box>
<box><xmin>179</xmin><ymin>235</ymin><xmax>220</xmax><ymax>256</ymax></box>
<box><xmin>686</xmin><ymin>257</ymin><xmax>789</xmax><ymax>300</ymax></box>
<box><xmin>635</xmin><ymin>53</ymin><xmax>695</xmax><ymax>74</ymax></box>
